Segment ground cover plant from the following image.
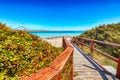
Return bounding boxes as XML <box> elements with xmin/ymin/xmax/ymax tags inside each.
<box><xmin>0</xmin><ymin>23</ymin><xmax>63</xmax><ymax>80</ymax></box>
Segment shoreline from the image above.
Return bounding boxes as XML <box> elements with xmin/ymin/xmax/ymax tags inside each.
<box><xmin>29</xmin><ymin>31</ymin><xmax>83</xmax><ymax>39</ymax></box>
<box><xmin>28</xmin><ymin>30</ymin><xmax>84</xmax><ymax>32</ymax></box>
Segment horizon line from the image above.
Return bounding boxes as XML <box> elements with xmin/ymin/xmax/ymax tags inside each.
<box><xmin>27</xmin><ymin>30</ymin><xmax>85</xmax><ymax>32</ymax></box>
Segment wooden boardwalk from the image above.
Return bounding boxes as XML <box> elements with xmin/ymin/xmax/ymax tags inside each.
<box><xmin>46</xmin><ymin>37</ymin><xmax>119</xmax><ymax>80</ymax></box>
<box><xmin>73</xmin><ymin>44</ymin><xmax>118</xmax><ymax>80</ymax></box>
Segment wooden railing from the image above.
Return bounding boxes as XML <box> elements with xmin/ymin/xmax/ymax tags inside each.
<box><xmin>22</xmin><ymin>37</ymin><xmax>74</xmax><ymax>80</ymax></box>
<box><xmin>75</xmin><ymin>37</ymin><xmax>120</xmax><ymax>79</ymax></box>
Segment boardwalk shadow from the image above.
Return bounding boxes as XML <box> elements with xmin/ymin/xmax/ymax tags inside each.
<box><xmin>72</xmin><ymin>43</ymin><xmax>117</xmax><ymax>80</ymax></box>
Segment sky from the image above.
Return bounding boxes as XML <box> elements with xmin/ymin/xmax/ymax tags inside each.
<box><xmin>0</xmin><ymin>0</ymin><xmax>120</xmax><ymax>31</ymax></box>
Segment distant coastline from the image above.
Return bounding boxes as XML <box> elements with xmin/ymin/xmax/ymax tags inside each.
<box><xmin>27</xmin><ymin>30</ymin><xmax>84</xmax><ymax>32</ymax></box>
<box><xmin>29</xmin><ymin>31</ymin><xmax>84</xmax><ymax>38</ymax></box>
<box><xmin>27</xmin><ymin>30</ymin><xmax>48</xmax><ymax>32</ymax></box>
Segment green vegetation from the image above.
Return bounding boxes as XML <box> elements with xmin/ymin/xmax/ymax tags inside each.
<box><xmin>0</xmin><ymin>23</ymin><xmax>63</xmax><ymax>79</ymax></box>
<box><xmin>72</xmin><ymin>23</ymin><xmax>120</xmax><ymax>58</ymax></box>
<box><xmin>62</xmin><ymin>55</ymin><xmax>72</xmax><ymax>80</ymax></box>
<box><xmin>80</xmin><ymin>23</ymin><xmax>120</xmax><ymax>43</ymax></box>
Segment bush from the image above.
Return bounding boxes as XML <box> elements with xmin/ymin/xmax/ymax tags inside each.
<box><xmin>0</xmin><ymin>23</ymin><xmax>63</xmax><ymax>79</ymax></box>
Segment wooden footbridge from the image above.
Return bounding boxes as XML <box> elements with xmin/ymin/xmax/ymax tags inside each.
<box><xmin>22</xmin><ymin>37</ymin><xmax>120</xmax><ymax>80</ymax></box>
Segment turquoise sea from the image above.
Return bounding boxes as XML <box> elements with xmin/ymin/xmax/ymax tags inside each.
<box><xmin>29</xmin><ymin>31</ymin><xmax>84</xmax><ymax>38</ymax></box>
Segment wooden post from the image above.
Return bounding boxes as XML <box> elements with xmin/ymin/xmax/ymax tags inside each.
<box><xmin>70</xmin><ymin>50</ymin><xmax>73</xmax><ymax>80</ymax></box>
<box><xmin>90</xmin><ymin>40</ymin><xmax>94</xmax><ymax>58</ymax></box>
<box><xmin>116</xmin><ymin>56</ymin><xmax>120</xmax><ymax>79</ymax></box>
<box><xmin>81</xmin><ymin>40</ymin><xmax>84</xmax><ymax>51</ymax></box>
<box><xmin>62</xmin><ymin>37</ymin><xmax>65</xmax><ymax>48</ymax></box>
<box><xmin>62</xmin><ymin>37</ymin><xmax>66</xmax><ymax>49</ymax></box>
<box><xmin>57</xmin><ymin>72</ymin><xmax>61</xmax><ymax>80</ymax></box>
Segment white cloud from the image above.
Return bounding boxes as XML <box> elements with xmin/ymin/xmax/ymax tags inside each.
<box><xmin>0</xmin><ymin>19</ymin><xmax>45</xmax><ymax>30</ymax></box>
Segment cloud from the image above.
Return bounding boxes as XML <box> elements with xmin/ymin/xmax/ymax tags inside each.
<box><xmin>0</xmin><ymin>19</ymin><xmax>45</xmax><ymax>30</ymax></box>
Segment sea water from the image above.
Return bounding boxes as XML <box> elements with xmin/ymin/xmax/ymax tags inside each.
<box><xmin>29</xmin><ymin>31</ymin><xmax>84</xmax><ymax>38</ymax></box>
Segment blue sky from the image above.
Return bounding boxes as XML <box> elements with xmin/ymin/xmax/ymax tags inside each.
<box><xmin>0</xmin><ymin>0</ymin><xmax>120</xmax><ymax>30</ymax></box>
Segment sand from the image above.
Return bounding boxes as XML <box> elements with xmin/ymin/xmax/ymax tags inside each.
<box><xmin>45</xmin><ymin>36</ymin><xmax>72</xmax><ymax>47</ymax></box>
<box><xmin>45</xmin><ymin>37</ymin><xmax>62</xmax><ymax>47</ymax></box>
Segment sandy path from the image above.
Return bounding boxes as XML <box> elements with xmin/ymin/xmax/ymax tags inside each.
<box><xmin>45</xmin><ymin>36</ymin><xmax>72</xmax><ymax>48</ymax></box>
<box><xmin>45</xmin><ymin>37</ymin><xmax>62</xmax><ymax>47</ymax></box>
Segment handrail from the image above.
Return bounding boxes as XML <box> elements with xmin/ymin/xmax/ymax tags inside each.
<box><xmin>80</xmin><ymin>42</ymin><xmax>118</xmax><ymax>62</ymax></box>
<box><xmin>93</xmin><ymin>48</ymin><xmax>118</xmax><ymax>62</ymax></box>
<box><xmin>22</xmin><ymin>37</ymin><xmax>74</xmax><ymax>80</ymax></box>
<box><xmin>80</xmin><ymin>37</ymin><xmax>120</xmax><ymax>47</ymax></box>
<box><xmin>77</xmin><ymin>37</ymin><xmax>120</xmax><ymax>79</ymax></box>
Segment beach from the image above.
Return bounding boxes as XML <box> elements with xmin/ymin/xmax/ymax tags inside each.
<box><xmin>45</xmin><ymin>37</ymin><xmax>62</xmax><ymax>47</ymax></box>
<box><xmin>45</xmin><ymin>36</ymin><xmax>72</xmax><ymax>47</ymax></box>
